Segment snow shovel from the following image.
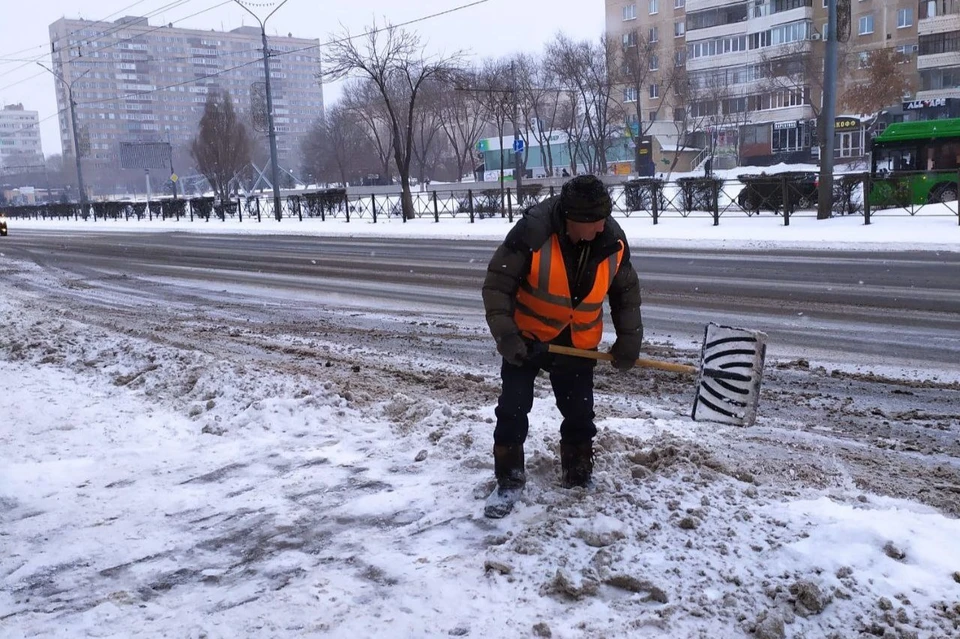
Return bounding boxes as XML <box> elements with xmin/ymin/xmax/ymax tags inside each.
<box><xmin>546</xmin><ymin>323</ymin><xmax>767</xmax><ymax>427</ymax></box>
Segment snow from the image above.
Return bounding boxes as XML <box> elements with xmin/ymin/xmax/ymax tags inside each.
<box><xmin>7</xmin><ymin>202</ymin><xmax>960</xmax><ymax>253</ymax></box>
<box><xmin>3</xmin><ymin>210</ymin><xmax>960</xmax><ymax>637</ymax></box>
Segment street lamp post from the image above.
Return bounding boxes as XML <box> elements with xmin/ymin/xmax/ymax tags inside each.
<box><xmin>234</xmin><ymin>0</ymin><xmax>290</xmax><ymax>222</ymax></box>
<box><xmin>38</xmin><ymin>62</ymin><xmax>91</xmax><ymax>212</ymax></box>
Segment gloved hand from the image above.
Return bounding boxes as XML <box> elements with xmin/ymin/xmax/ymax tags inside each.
<box><xmin>609</xmin><ymin>339</ymin><xmax>636</xmax><ymax>372</ymax></box>
<box><xmin>497</xmin><ymin>333</ymin><xmax>529</xmax><ymax>367</ymax></box>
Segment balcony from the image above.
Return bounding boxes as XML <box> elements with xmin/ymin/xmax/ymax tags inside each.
<box><xmin>919</xmin><ymin>0</ymin><xmax>960</xmax><ymax>35</ymax></box>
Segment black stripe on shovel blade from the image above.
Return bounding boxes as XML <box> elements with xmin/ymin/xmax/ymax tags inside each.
<box><xmin>710</xmin><ymin>377</ymin><xmax>751</xmax><ymax>395</ymax></box>
<box><xmin>705</xmin><ymin>336</ymin><xmax>758</xmax><ymax>350</ymax></box>
<box><xmin>704</xmin><ymin>349</ymin><xmax>758</xmax><ymax>365</ymax></box>
<box><xmin>695</xmin><ymin>393</ymin><xmax>742</xmax><ymax>419</ymax></box>
<box><xmin>719</xmin><ymin>362</ymin><xmax>754</xmax><ymax>369</ymax></box>
<box><xmin>701</xmin><ymin>381</ymin><xmax>748</xmax><ymax>408</ymax></box>
<box><xmin>703</xmin><ymin>368</ymin><xmax>753</xmax><ymax>383</ymax></box>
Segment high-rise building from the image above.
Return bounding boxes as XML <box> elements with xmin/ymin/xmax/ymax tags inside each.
<box><xmin>0</xmin><ymin>103</ymin><xmax>43</xmax><ymax>170</ymax></box>
<box><xmin>606</xmin><ymin>0</ymin><xmax>924</xmax><ymax>168</ymax></box>
<box><xmin>48</xmin><ymin>16</ymin><xmax>324</xmax><ymax>190</ymax></box>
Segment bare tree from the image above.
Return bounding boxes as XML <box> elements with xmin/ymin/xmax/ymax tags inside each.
<box><xmin>547</xmin><ymin>34</ymin><xmax>623</xmax><ymax>174</ymax></box>
<box><xmin>341</xmin><ymin>79</ymin><xmax>396</xmax><ymax>185</ymax></box>
<box><xmin>614</xmin><ymin>29</ymin><xmax>675</xmax><ymax>173</ymax></box>
<box><xmin>553</xmin><ymin>89</ymin><xmax>588</xmax><ymax>176</ymax></box>
<box><xmin>663</xmin><ymin>67</ymin><xmax>708</xmax><ymax>179</ymax></box>
<box><xmin>324</xmin><ymin>21</ymin><xmax>462</xmax><ymax>218</ymax></box>
<box><xmin>410</xmin><ymin>79</ymin><xmax>445</xmax><ymax>184</ymax></box>
<box><xmin>474</xmin><ymin>58</ymin><xmax>514</xmax><ymax>191</ymax></box>
<box><xmin>301</xmin><ymin>104</ymin><xmax>375</xmax><ymax>186</ymax></box>
<box><xmin>436</xmin><ymin>68</ymin><xmax>488</xmax><ymax>181</ymax></box>
<box><xmin>190</xmin><ymin>90</ymin><xmax>252</xmax><ymax>202</ymax></box>
<box><xmin>515</xmin><ymin>53</ymin><xmax>563</xmax><ymax>177</ymax></box>
<box><xmin>841</xmin><ymin>47</ymin><xmax>914</xmax><ymax>116</ymax></box>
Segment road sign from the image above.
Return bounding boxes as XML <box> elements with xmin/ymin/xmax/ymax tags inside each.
<box><xmin>119</xmin><ymin>141</ymin><xmax>172</xmax><ymax>170</ymax></box>
<box><xmin>170</xmin><ymin>173</ymin><xmax>179</xmax><ymax>183</ymax></box>
<box><xmin>512</xmin><ymin>139</ymin><xmax>525</xmax><ymax>154</ymax></box>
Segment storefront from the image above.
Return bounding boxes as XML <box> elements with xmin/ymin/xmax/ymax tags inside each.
<box><xmin>834</xmin><ymin>116</ymin><xmax>866</xmax><ymax>160</ymax></box>
<box><xmin>740</xmin><ymin>120</ymin><xmax>815</xmax><ymax>166</ymax></box>
<box><xmin>899</xmin><ymin>97</ymin><xmax>960</xmax><ymax>122</ymax></box>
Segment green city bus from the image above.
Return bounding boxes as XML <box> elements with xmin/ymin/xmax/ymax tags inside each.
<box><xmin>870</xmin><ymin>118</ymin><xmax>960</xmax><ymax>206</ymax></box>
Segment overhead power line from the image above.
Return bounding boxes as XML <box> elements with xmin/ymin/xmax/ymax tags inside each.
<box><xmin>0</xmin><ymin>0</ymin><xmax>492</xmax><ymax>141</ymax></box>
<box><xmin>0</xmin><ymin>0</ymin><xmax>197</xmax><ymax>85</ymax></box>
<box><xmin>0</xmin><ymin>0</ymin><xmax>156</xmax><ymax>60</ymax></box>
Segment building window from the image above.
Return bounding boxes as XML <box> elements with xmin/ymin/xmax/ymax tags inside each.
<box><xmin>649</xmin><ymin>0</ymin><xmax>659</xmax><ymax>14</ymax></box>
<box><xmin>675</xmin><ymin>0</ymin><xmax>684</xmax><ymax>7</ymax></box>
<box><xmin>649</xmin><ymin>110</ymin><xmax>658</xmax><ymax>122</ymax></box>
<box><xmin>919</xmin><ymin>30</ymin><xmax>960</xmax><ymax>54</ymax></box>
<box><xmin>673</xmin><ymin>107</ymin><xmax>685</xmax><ymax>121</ymax></box>
<box><xmin>650</xmin><ymin>54</ymin><xmax>659</xmax><ymax>70</ymax></box>
<box><xmin>675</xmin><ymin>20</ymin><xmax>685</xmax><ymax>37</ymax></box>
<box><xmin>773</xmin><ymin>126</ymin><xmax>803</xmax><ymax>152</ymax></box>
<box><xmin>675</xmin><ymin>49</ymin><xmax>686</xmax><ymax>65</ymax></box>
<box><xmin>649</xmin><ymin>83</ymin><xmax>660</xmax><ymax>99</ymax></box>
<box><xmin>858</xmin><ymin>15</ymin><xmax>873</xmax><ymax>36</ymax></box>
<box><xmin>895</xmin><ymin>43</ymin><xmax>919</xmax><ymax>57</ymax></box>
<box><xmin>623</xmin><ymin>31</ymin><xmax>638</xmax><ymax>47</ymax></box>
<box><xmin>897</xmin><ymin>8</ymin><xmax>913</xmax><ymax>28</ymax></box>
<box><xmin>623</xmin><ymin>3</ymin><xmax>637</xmax><ymax>20</ymax></box>
<box><xmin>624</xmin><ymin>87</ymin><xmax>638</xmax><ymax>102</ymax></box>
<box><xmin>649</xmin><ymin>26</ymin><xmax>659</xmax><ymax>42</ymax></box>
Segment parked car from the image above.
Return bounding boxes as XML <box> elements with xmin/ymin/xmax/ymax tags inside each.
<box><xmin>737</xmin><ymin>171</ymin><xmax>818</xmax><ymax>213</ymax></box>
<box><xmin>0</xmin><ymin>213</ymin><xmax>7</xmax><ymax>236</ymax></box>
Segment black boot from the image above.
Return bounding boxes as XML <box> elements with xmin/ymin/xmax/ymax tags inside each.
<box><xmin>561</xmin><ymin>441</ymin><xmax>594</xmax><ymax>488</ymax></box>
<box><xmin>484</xmin><ymin>444</ymin><xmax>525</xmax><ymax>518</ymax></box>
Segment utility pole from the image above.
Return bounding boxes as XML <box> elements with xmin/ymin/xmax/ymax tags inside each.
<box><xmin>818</xmin><ymin>0</ymin><xmax>839</xmax><ymax>220</ymax></box>
<box><xmin>167</xmin><ymin>132</ymin><xmax>178</xmax><ymax>200</ymax></box>
<box><xmin>38</xmin><ymin>61</ymin><xmax>90</xmax><ymax>212</ymax></box>
<box><xmin>511</xmin><ymin>60</ymin><xmax>523</xmax><ymax>195</ymax></box>
<box><xmin>234</xmin><ymin>0</ymin><xmax>290</xmax><ymax>222</ymax></box>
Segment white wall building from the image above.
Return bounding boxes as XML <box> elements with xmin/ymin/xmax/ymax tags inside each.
<box><xmin>48</xmin><ymin>16</ymin><xmax>324</xmax><ymax>182</ymax></box>
<box><xmin>0</xmin><ymin>103</ymin><xmax>43</xmax><ymax>170</ymax></box>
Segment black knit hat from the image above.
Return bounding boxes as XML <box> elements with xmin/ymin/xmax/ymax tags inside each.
<box><xmin>560</xmin><ymin>175</ymin><xmax>613</xmax><ymax>222</ymax></box>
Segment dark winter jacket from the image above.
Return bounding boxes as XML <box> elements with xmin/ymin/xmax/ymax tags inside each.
<box><xmin>482</xmin><ymin>195</ymin><xmax>643</xmax><ymax>359</ymax></box>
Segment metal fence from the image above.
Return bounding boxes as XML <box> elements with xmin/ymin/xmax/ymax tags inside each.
<box><xmin>4</xmin><ymin>174</ymin><xmax>960</xmax><ymax>227</ymax></box>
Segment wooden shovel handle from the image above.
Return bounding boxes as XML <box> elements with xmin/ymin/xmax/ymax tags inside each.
<box><xmin>547</xmin><ymin>344</ymin><xmax>698</xmax><ymax>375</ymax></box>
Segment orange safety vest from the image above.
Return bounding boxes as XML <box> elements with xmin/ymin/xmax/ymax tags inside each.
<box><xmin>514</xmin><ymin>235</ymin><xmax>624</xmax><ymax>349</ymax></box>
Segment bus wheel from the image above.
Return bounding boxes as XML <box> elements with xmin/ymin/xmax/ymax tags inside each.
<box><xmin>936</xmin><ymin>184</ymin><xmax>958</xmax><ymax>203</ymax></box>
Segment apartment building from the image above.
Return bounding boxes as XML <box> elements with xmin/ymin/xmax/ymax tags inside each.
<box><xmin>916</xmin><ymin>0</ymin><xmax>960</xmax><ymax>116</ymax></box>
<box><xmin>48</xmin><ymin>16</ymin><xmax>323</xmax><ymax>190</ymax></box>
<box><xmin>0</xmin><ymin>103</ymin><xmax>43</xmax><ymax>170</ymax></box>
<box><xmin>607</xmin><ymin>0</ymin><xmax>922</xmax><ymax>167</ymax></box>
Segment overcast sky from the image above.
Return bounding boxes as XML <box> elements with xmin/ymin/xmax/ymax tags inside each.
<box><xmin>0</xmin><ymin>0</ymin><xmax>605</xmax><ymax>157</ymax></box>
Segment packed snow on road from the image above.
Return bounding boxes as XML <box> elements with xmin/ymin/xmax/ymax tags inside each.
<box><xmin>2</xmin><ymin>240</ymin><xmax>959</xmax><ymax>639</ymax></box>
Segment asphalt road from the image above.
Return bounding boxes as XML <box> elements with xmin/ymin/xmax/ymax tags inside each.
<box><xmin>5</xmin><ymin>229</ymin><xmax>960</xmax><ymax>367</ymax></box>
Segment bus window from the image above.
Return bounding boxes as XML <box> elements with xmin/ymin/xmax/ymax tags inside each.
<box><xmin>874</xmin><ymin>147</ymin><xmax>916</xmax><ymax>174</ymax></box>
<box><xmin>935</xmin><ymin>142</ymin><xmax>960</xmax><ymax>169</ymax></box>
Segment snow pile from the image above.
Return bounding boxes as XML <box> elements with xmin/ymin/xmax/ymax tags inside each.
<box><xmin>2</xmin><ymin>277</ymin><xmax>960</xmax><ymax>638</ymax></box>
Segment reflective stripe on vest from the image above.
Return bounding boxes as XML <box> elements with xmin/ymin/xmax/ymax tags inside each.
<box><xmin>514</xmin><ymin>235</ymin><xmax>624</xmax><ymax>349</ymax></box>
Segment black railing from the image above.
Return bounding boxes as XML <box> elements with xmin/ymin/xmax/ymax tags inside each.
<box><xmin>3</xmin><ymin>175</ymin><xmax>959</xmax><ymax>226</ymax></box>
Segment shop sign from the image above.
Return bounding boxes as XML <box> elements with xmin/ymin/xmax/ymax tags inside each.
<box><xmin>835</xmin><ymin>117</ymin><xmax>860</xmax><ymax>130</ymax></box>
<box><xmin>902</xmin><ymin>98</ymin><xmax>947</xmax><ymax>110</ymax></box>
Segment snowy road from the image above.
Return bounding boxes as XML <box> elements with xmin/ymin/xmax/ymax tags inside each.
<box><xmin>2</xmin><ymin>230</ymin><xmax>959</xmax><ymax>637</ymax></box>
<box><xmin>7</xmin><ymin>229</ymin><xmax>960</xmax><ymax>367</ymax></box>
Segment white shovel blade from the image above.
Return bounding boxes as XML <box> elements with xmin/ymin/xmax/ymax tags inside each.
<box><xmin>691</xmin><ymin>323</ymin><xmax>767</xmax><ymax>427</ymax></box>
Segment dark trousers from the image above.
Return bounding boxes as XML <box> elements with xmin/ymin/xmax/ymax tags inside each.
<box><xmin>493</xmin><ymin>358</ymin><xmax>596</xmax><ymax>446</ymax></box>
